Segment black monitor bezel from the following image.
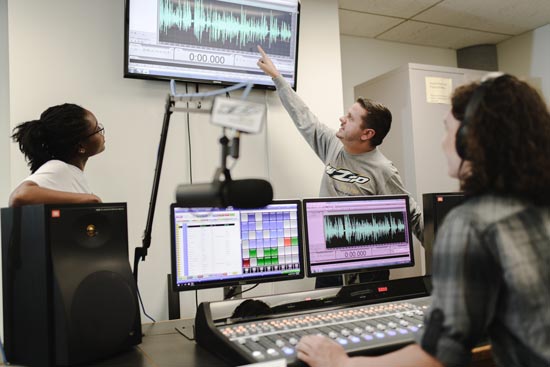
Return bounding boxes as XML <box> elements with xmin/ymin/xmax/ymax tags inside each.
<box><xmin>170</xmin><ymin>199</ymin><xmax>304</xmax><ymax>291</ymax></box>
<box><xmin>302</xmin><ymin>194</ymin><xmax>415</xmax><ymax>278</ymax></box>
<box><xmin>123</xmin><ymin>0</ymin><xmax>301</xmax><ymax>90</ymax></box>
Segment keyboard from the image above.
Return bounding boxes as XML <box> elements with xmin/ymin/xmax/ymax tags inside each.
<box><xmin>195</xmin><ymin>296</ymin><xmax>431</xmax><ymax>366</ymax></box>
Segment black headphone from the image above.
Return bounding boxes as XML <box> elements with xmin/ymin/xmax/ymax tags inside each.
<box><xmin>455</xmin><ymin>72</ymin><xmax>508</xmax><ymax>159</ymax></box>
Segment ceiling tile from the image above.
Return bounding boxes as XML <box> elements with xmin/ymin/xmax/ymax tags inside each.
<box><xmin>339</xmin><ymin>9</ymin><xmax>403</xmax><ymax>38</ymax></box>
<box><xmin>377</xmin><ymin>20</ymin><xmax>511</xmax><ymax>49</ymax></box>
<box><xmin>414</xmin><ymin>0</ymin><xmax>550</xmax><ymax>35</ymax></box>
<box><xmin>339</xmin><ymin>0</ymin><xmax>440</xmax><ymax>18</ymax></box>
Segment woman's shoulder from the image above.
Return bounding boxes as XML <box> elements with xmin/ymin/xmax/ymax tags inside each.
<box><xmin>444</xmin><ymin>194</ymin><xmax>533</xmax><ymax>231</ymax></box>
<box><xmin>34</xmin><ymin>159</ymin><xmax>71</xmax><ymax>173</ymax></box>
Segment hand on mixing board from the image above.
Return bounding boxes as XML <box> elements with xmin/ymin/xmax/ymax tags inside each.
<box><xmin>296</xmin><ymin>335</ymin><xmax>349</xmax><ymax>367</ymax></box>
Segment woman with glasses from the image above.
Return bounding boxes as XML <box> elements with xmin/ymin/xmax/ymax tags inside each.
<box><xmin>9</xmin><ymin>103</ymin><xmax>105</xmax><ymax>207</ymax></box>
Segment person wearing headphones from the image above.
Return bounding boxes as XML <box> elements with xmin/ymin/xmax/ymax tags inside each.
<box><xmin>295</xmin><ymin>74</ymin><xmax>550</xmax><ymax>366</ymax></box>
<box><xmin>9</xmin><ymin>103</ymin><xmax>105</xmax><ymax>207</ymax></box>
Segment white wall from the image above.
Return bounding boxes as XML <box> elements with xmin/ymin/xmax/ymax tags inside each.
<box><xmin>0</xmin><ymin>0</ymin><xmax>8</xmax><ymax>205</ymax></box>
<box><xmin>498</xmin><ymin>24</ymin><xmax>550</xmax><ymax>103</ymax></box>
<box><xmin>5</xmin><ymin>0</ymin><xmax>343</xmax><ymax>322</ymax></box>
<box><xmin>0</xmin><ymin>0</ymin><xmax>8</xmax><ymax>342</ymax></box>
<box><xmin>340</xmin><ymin>36</ymin><xmax>458</xmax><ymax>108</ymax></box>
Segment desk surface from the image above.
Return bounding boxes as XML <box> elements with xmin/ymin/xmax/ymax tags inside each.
<box><xmin>89</xmin><ymin>319</ymin><xmax>494</xmax><ymax>367</ymax></box>
<box><xmin>1</xmin><ymin>319</ymin><xmax>493</xmax><ymax>367</ymax></box>
<box><xmin>91</xmin><ymin>319</ymin><xmax>227</xmax><ymax>367</ymax></box>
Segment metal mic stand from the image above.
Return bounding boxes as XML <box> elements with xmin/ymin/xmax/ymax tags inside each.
<box><xmin>133</xmin><ymin>94</ymin><xmax>173</xmax><ymax>282</ymax></box>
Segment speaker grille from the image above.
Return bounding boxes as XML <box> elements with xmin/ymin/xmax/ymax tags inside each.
<box><xmin>71</xmin><ymin>271</ymin><xmax>138</xmax><ymax>358</ymax></box>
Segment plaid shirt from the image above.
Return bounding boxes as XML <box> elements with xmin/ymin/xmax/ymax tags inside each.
<box><xmin>416</xmin><ymin>194</ymin><xmax>550</xmax><ymax>367</ymax></box>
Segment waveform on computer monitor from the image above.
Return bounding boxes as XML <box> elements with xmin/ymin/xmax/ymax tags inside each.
<box><xmin>159</xmin><ymin>0</ymin><xmax>293</xmax><ymax>56</ymax></box>
<box><xmin>324</xmin><ymin>212</ymin><xmax>407</xmax><ymax>248</ymax></box>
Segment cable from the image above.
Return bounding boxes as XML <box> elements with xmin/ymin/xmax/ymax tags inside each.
<box><xmin>264</xmin><ymin>89</ymin><xmax>271</xmax><ymax>182</ymax></box>
<box><xmin>195</xmin><ymin>289</ymin><xmax>199</xmax><ymax>309</ymax></box>
<box><xmin>186</xmin><ymin>82</ymin><xmax>193</xmax><ymax>184</ymax></box>
<box><xmin>137</xmin><ymin>286</ymin><xmax>156</xmax><ymax>323</ymax></box>
<box><xmin>224</xmin><ymin>283</ymin><xmax>260</xmax><ymax>300</ymax></box>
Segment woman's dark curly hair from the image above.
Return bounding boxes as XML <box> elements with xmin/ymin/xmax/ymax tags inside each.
<box><xmin>11</xmin><ymin>103</ymin><xmax>90</xmax><ymax>173</ymax></box>
<box><xmin>451</xmin><ymin>74</ymin><xmax>550</xmax><ymax>205</ymax></box>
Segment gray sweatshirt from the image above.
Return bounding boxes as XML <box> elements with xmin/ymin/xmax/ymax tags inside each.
<box><xmin>273</xmin><ymin>76</ymin><xmax>423</xmax><ymax>242</ymax></box>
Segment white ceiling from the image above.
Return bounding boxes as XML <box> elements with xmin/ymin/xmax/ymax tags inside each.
<box><xmin>338</xmin><ymin>0</ymin><xmax>550</xmax><ymax>49</ymax></box>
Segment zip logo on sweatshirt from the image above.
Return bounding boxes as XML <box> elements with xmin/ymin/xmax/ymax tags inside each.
<box><xmin>325</xmin><ymin>165</ymin><xmax>370</xmax><ymax>184</ymax></box>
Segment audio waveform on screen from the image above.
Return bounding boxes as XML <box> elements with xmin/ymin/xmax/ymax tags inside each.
<box><xmin>324</xmin><ymin>212</ymin><xmax>406</xmax><ymax>248</ymax></box>
<box><xmin>159</xmin><ymin>0</ymin><xmax>293</xmax><ymax>56</ymax></box>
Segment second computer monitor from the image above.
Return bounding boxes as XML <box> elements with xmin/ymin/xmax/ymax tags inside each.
<box><xmin>303</xmin><ymin>195</ymin><xmax>415</xmax><ymax>278</ymax></box>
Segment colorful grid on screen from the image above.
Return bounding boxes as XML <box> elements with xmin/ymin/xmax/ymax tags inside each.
<box><xmin>240</xmin><ymin>210</ymin><xmax>300</xmax><ymax>273</ymax></box>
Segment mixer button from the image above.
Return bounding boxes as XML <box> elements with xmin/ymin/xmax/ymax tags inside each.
<box><xmin>387</xmin><ymin>322</ymin><xmax>397</xmax><ymax>328</ymax></box>
<box><xmin>361</xmin><ymin>333</ymin><xmax>374</xmax><ymax>341</ymax></box>
<box><xmin>376</xmin><ymin>324</ymin><xmax>386</xmax><ymax>331</ymax></box>
<box><xmin>341</xmin><ymin>328</ymin><xmax>351</xmax><ymax>336</ymax></box>
<box><xmin>328</xmin><ymin>331</ymin><xmax>338</xmax><ymax>339</ymax></box>
<box><xmin>275</xmin><ymin>339</ymin><xmax>285</xmax><ymax>348</ymax></box>
<box><xmin>288</xmin><ymin>337</ymin><xmax>298</xmax><ymax>345</ymax></box>
<box><xmin>251</xmin><ymin>351</ymin><xmax>265</xmax><ymax>360</ymax></box>
<box><xmin>282</xmin><ymin>347</ymin><xmax>294</xmax><ymax>355</ymax></box>
<box><xmin>336</xmin><ymin>338</ymin><xmax>348</xmax><ymax>345</ymax></box>
<box><xmin>353</xmin><ymin>327</ymin><xmax>363</xmax><ymax>335</ymax></box>
<box><xmin>266</xmin><ymin>348</ymin><xmax>279</xmax><ymax>356</ymax></box>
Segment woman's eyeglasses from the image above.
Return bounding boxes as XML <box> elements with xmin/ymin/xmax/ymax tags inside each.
<box><xmin>84</xmin><ymin>123</ymin><xmax>105</xmax><ymax>138</ymax></box>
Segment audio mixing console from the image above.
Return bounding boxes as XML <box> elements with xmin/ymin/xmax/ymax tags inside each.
<box><xmin>195</xmin><ymin>276</ymin><xmax>432</xmax><ymax>366</ymax></box>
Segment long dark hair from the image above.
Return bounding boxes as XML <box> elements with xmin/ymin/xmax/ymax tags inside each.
<box><xmin>451</xmin><ymin>75</ymin><xmax>550</xmax><ymax>205</ymax></box>
<box><xmin>11</xmin><ymin>103</ymin><xmax>90</xmax><ymax>173</ymax></box>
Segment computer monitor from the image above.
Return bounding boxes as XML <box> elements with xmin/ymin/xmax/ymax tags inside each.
<box><xmin>124</xmin><ymin>0</ymin><xmax>301</xmax><ymax>89</ymax></box>
<box><xmin>303</xmin><ymin>195</ymin><xmax>415</xmax><ymax>278</ymax></box>
<box><xmin>170</xmin><ymin>200</ymin><xmax>303</xmax><ymax>291</ymax></box>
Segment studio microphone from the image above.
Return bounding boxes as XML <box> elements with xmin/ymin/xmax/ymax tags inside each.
<box><xmin>175</xmin><ymin>179</ymin><xmax>273</xmax><ymax>208</ymax></box>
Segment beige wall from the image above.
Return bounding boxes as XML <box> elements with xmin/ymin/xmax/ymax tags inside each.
<box><xmin>340</xmin><ymin>35</ymin><xmax>458</xmax><ymax>109</ymax></box>
<box><xmin>498</xmin><ymin>24</ymin><xmax>550</xmax><ymax>104</ymax></box>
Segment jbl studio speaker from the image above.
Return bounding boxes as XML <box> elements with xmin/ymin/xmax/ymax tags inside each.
<box><xmin>422</xmin><ymin>193</ymin><xmax>465</xmax><ymax>276</ymax></box>
<box><xmin>1</xmin><ymin>203</ymin><xmax>142</xmax><ymax>366</ymax></box>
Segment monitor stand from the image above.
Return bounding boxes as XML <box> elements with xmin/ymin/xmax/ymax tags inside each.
<box><xmin>174</xmin><ymin>318</ymin><xmax>196</xmax><ymax>340</ymax></box>
<box><xmin>223</xmin><ymin>285</ymin><xmax>243</xmax><ymax>300</ymax></box>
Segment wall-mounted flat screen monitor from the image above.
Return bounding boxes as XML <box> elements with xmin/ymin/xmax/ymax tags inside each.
<box><xmin>170</xmin><ymin>200</ymin><xmax>303</xmax><ymax>291</ymax></box>
<box><xmin>303</xmin><ymin>195</ymin><xmax>415</xmax><ymax>278</ymax></box>
<box><xmin>124</xmin><ymin>0</ymin><xmax>300</xmax><ymax>89</ymax></box>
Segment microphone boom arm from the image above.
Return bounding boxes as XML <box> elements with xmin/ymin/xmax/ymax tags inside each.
<box><xmin>133</xmin><ymin>81</ymin><xmax>254</xmax><ymax>282</ymax></box>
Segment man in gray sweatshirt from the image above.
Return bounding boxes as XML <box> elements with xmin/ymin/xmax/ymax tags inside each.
<box><xmin>257</xmin><ymin>46</ymin><xmax>423</xmax><ymax>288</ymax></box>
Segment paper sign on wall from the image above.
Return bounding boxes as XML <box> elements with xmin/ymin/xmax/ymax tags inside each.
<box><xmin>425</xmin><ymin>76</ymin><xmax>453</xmax><ymax>104</ymax></box>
